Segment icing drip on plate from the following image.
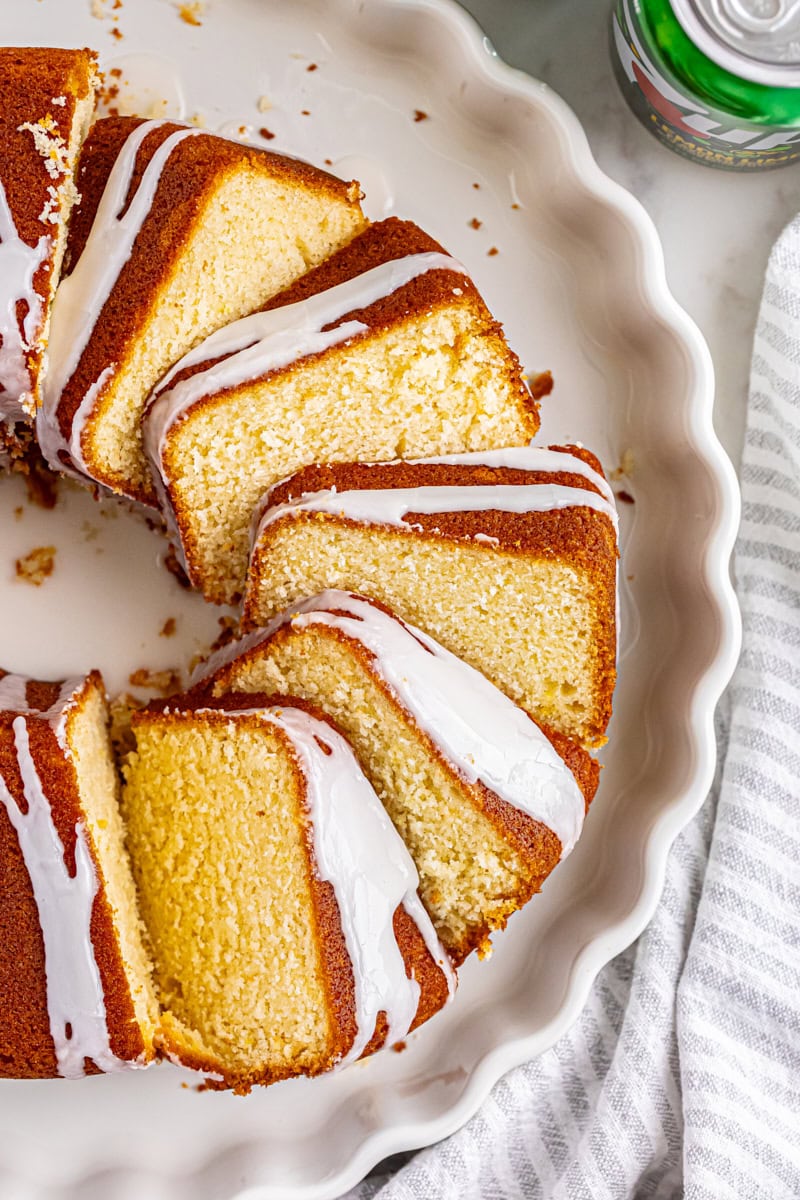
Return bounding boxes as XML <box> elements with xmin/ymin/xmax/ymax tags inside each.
<box><xmin>0</xmin><ymin>179</ymin><xmax>50</xmax><ymax>421</ymax></box>
<box><xmin>198</xmin><ymin>701</ymin><xmax>455</xmax><ymax>1066</ymax></box>
<box><xmin>0</xmin><ymin>674</ymin><xmax>130</xmax><ymax>1076</ymax></box>
<box><xmin>199</xmin><ymin>592</ymin><xmax>587</xmax><ymax>858</ymax></box>
<box><xmin>37</xmin><ymin>119</ymin><xmax>201</xmax><ymax>477</ymax></box>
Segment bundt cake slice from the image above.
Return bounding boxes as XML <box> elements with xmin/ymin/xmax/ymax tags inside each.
<box><xmin>122</xmin><ymin>692</ymin><xmax>454</xmax><ymax>1092</ymax></box>
<box><xmin>142</xmin><ymin>217</ymin><xmax>539</xmax><ymax>606</ymax></box>
<box><xmin>198</xmin><ymin>592</ymin><xmax>599</xmax><ymax>965</ymax></box>
<box><xmin>0</xmin><ymin>48</ymin><xmax>98</xmax><ymax>465</ymax></box>
<box><xmin>36</xmin><ymin>116</ymin><xmax>366</xmax><ymax>500</ymax></box>
<box><xmin>243</xmin><ymin>444</ymin><xmax>618</xmax><ymax>747</ymax></box>
<box><xmin>0</xmin><ymin>669</ymin><xmax>158</xmax><ymax>1078</ymax></box>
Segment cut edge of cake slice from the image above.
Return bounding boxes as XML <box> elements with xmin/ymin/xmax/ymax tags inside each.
<box><xmin>141</xmin><ymin>216</ymin><xmax>539</xmax><ymax>606</ymax></box>
<box><xmin>122</xmin><ymin>690</ymin><xmax>454</xmax><ymax>1092</ymax></box>
<box><xmin>36</xmin><ymin>116</ymin><xmax>367</xmax><ymax>502</ymax></box>
<box><xmin>242</xmin><ymin>443</ymin><xmax>619</xmax><ymax>747</ymax></box>
<box><xmin>196</xmin><ymin>591</ymin><xmax>599</xmax><ymax>965</ymax></box>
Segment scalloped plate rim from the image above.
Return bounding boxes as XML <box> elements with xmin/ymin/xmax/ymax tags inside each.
<box><xmin>0</xmin><ymin>1</ymin><xmax>742</xmax><ymax>1196</ymax></box>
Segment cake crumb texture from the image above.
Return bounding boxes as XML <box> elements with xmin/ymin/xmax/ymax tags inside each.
<box><xmin>59</xmin><ymin>116</ymin><xmax>367</xmax><ymax>503</ymax></box>
<box><xmin>122</xmin><ymin>705</ymin><xmax>344</xmax><ymax>1088</ymax></box>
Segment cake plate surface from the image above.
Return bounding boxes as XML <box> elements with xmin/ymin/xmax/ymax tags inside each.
<box><xmin>0</xmin><ymin>0</ymin><xmax>740</xmax><ymax>1196</ymax></box>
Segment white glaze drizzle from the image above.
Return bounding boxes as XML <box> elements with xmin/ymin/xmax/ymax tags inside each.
<box><xmin>59</xmin><ymin>366</ymin><xmax>116</xmax><ymax>477</ymax></box>
<box><xmin>0</xmin><ymin>675</ymin><xmax>130</xmax><ymax>1076</ymax></box>
<box><xmin>37</xmin><ymin>120</ymin><xmax>201</xmax><ymax>474</ymax></box>
<box><xmin>405</xmin><ymin>446</ymin><xmax>617</xmax><ymax>506</ymax></box>
<box><xmin>0</xmin><ymin>178</ymin><xmax>50</xmax><ymax>420</ymax></box>
<box><xmin>254</xmin><ymin>482</ymin><xmax>617</xmax><ymax>542</ymax></box>
<box><xmin>196</xmin><ymin>701</ymin><xmax>454</xmax><ymax>1066</ymax></box>
<box><xmin>0</xmin><ymin>672</ymin><xmax>85</xmax><ymax>741</ymax></box>
<box><xmin>199</xmin><ymin>592</ymin><xmax>587</xmax><ymax>858</ymax></box>
<box><xmin>250</xmin><ymin>446</ymin><xmax>618</xmax><ymax>552</ymax></box>
<box><xmin>0</xmin><ymin>671</ymin><xmax>31</xmax><ymax>710</ymax></box>
<box><xmin>141</xmin><ymin>251</ymin><xmax>466</xmax><ymax>477</ymax></box>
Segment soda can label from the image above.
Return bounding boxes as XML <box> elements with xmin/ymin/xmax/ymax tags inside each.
<box><xmin>612</xmin><ymin>0</ymin><xmax>800</xmax><ymax>170</ymax></box>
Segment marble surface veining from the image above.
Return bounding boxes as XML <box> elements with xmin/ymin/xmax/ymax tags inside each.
<box><xmin>461</xmin><ymin>0</ymin><xmax>800</xmax><ymax>474</ymax></box>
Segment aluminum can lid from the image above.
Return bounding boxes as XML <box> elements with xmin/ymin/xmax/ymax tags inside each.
<box><xmin>672</xmin><ymin>0</ymin><xmax>800</xmax><ymax>85</ymax></box>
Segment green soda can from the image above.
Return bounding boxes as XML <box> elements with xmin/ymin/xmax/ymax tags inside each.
<box><xmin>611</xmin><ymin>0</ymin><xmax>800</xmax><ymax>170</ymax></box>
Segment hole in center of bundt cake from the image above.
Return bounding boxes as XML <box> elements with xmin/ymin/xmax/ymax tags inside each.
<box><xmin>0</xmin><ymin>472</ymin><xmax>230</xmax><ymax>695</ymax></box>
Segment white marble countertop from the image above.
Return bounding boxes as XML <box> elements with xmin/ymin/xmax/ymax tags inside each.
<box><xmin>460</xmin><ymin>0</ymin><xmax>800</xmax><ymax>475</ymax></box>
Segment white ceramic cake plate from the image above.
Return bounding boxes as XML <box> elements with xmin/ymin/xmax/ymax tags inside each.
<box><xmin>0</xmin><ymin>0</ymin><xmax>741</xmax><ymax>1196</ymax></box>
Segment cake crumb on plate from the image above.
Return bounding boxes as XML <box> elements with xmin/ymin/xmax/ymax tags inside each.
<box><xmin>15</xmin><ymin>545</ymin><xmax>56</xmax><ymax>586</ymax></box>
<box><xmin>128</xmin><ymin>666</ymin><xmax>182</xmax><ymax>695</ymax></box>
<box><xmin>177</xmin><ymin>1</ymin><xmax>204</xmax><ymax>25</ymax></box>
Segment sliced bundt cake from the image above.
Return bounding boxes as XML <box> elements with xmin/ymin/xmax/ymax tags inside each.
<box><xmin>122</xmin><ymin>692</ymin><xmax>454</xmax><ymax>1092</ymax></box>
<box><xmin>36</xmin><ymin>116</ymin><xmax>366</xmax><ymax>499</ymax></box>
<box><xmin>243</xmin><ymin>444</ymin><xmax>618</xmax><ymax>747</ymax></box>
<box><xmin>143</xmin><ymin>217</ymin><xmax>539</xmax><ymax>606</ymax></box>
<box><xmin>198</xmin><ymin>592</ymin><xmax>599</xmax><ymax>964</ymax></box>
<box><xmin>0</xmin><ymin>48</ymin><xmax>98</xmax><ymax>465</ymax></box>
<box><xmin>0</xmin><ymin>669</ymin><xmax>158</xmax><ymax>1078</ymax></box>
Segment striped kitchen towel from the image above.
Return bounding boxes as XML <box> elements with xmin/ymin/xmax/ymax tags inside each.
<box><xmin>347</xmin><ymin>216</ymin><xmax>800</xmax><ymax>1200</ymax></box>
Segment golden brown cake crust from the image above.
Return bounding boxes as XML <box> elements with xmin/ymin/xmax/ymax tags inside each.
<box><xmin>0</xmin><ymin>48</ymin><xmax>97</xmax><ymax>417</ymax></box>
<box><xmin>244</xmin><ymin>447</ymin><xmax>618</xmax><ymax>745</ymax></box>
<box><xmin>202</xmin><ymin>624</ymin><xmax>599</xmax><ymax>966</ymax></box>
<box><xmin>160</xmin><ymin>217</ymin><xmax>536</xmax><ymax>434</ymax></box>
<box><xmin>0</xmin><ymin>48</ymin><xmax>96</xmax><ymax>247</ymax></box>
<box><xmin>0</xmin><ymin>670</ymin><xmax>146</xmax><ymax>1078</ymax></box>
<box><xmin>265</xmin><ymin>443</ymin><xmax>607</xmax><ymax>507</ymax></box>
<box><xmin>51</xmin><ymin>116</ymin><xmax>363</xmax><ymax>452</ymax></box>
<box><xmin>136</xmin><ymin>691</ymin><xmax>450</xmax><ymax>1090</ymax></box>
<box><xmin>256</xmin><ymin>444</ymin><xmax>617</xmax><ymax>561</ymax></box>
<box><xmin>254</xmin><ymin>507</ymin><xmax>616</xmax><ymax>595</ymax></box>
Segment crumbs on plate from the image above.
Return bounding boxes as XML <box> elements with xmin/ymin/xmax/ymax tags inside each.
<box><xmin>15</xmin><ymin>545</ymin><xmax>56</xmax><ymax>587</ymax></box>
<box><xmin>164</xmin><ymin>544</ymin><xmax>191</xmax><ymax>589</ymax></box>
<box><xmin>128</xmin><ymin>666</ymin><xmax>183</xmax><ymax>696</ymax></box>
<box><xmin>525</xmin><ymin>370</ymin><xmax>554</xmax><ymax>400</ymax></box>
<box><xmin>108</xmin><ymin>692</ymin><xmax>143</xmax><ymax>758</ymax></box>
<box><xmin>210</xmin><ymin>615</ymin><xmax>238</xmax><ymax>653</ymax></box>
<box><xmin>177</xmin><ymin>1</ymin><xmax>204</xmax><ymax>25</ymax></box>
<box><xmin>24</xmin><ymin>460</ymin><xmax>59</xmax><ymax>510</ymax></box>
<box><xmin>610</xmin><ymin>448</ymin><xmax>635</xmax><ymax>481</ymax></box>
<box><xmin>187</xmin><ymin>616</ymin><xmax>238</xmax><ymax>677</ymax></box>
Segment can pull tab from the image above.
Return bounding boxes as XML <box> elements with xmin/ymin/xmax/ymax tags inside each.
<box><xmin>720</xmin><ymin>0</ymin><xmax>800</xmax><ymax>35</ymax></box>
